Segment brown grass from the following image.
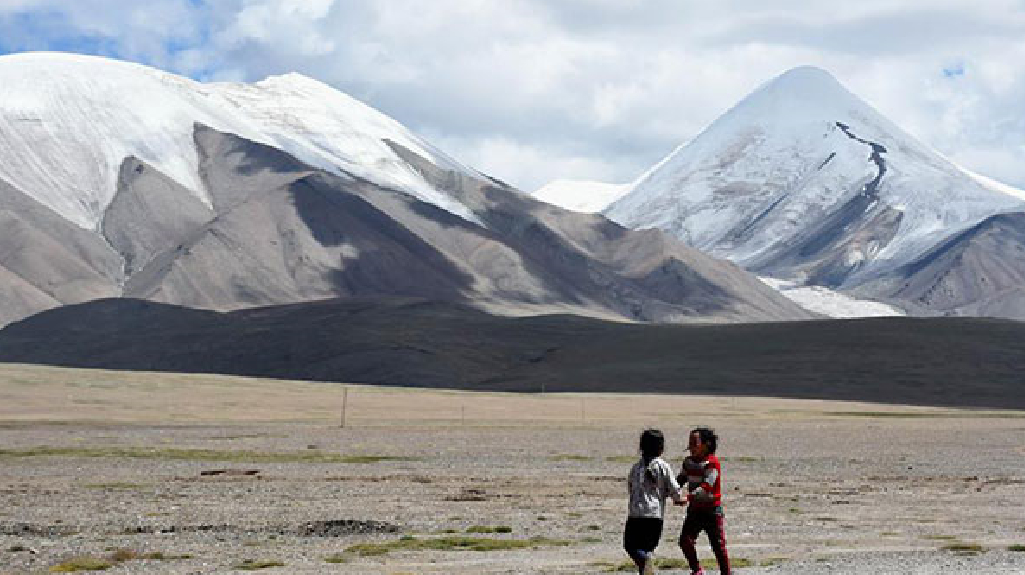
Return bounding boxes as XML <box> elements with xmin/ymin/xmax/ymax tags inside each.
<box><xmin>1</xmin><ymin>363</ymin><xmax>998</xmax><ymax>426</ymax></box>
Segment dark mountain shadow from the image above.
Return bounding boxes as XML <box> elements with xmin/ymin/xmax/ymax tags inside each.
<box><xmin>3</xmin><ymin>297</ymin><xmax>1025</xmax><ymax>409</ymax></box>
<box><xmin>194</xmin><ymin>123</ymin><xmax>316</xmax><ymax>213</ymax></box>
<box><xmin>288</xmin><ymin>174</ymin><xmax>477</xmax><ymax>301</ymax></box>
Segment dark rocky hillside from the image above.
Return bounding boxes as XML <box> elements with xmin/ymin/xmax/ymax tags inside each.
<box><xmin>2</xmin><ymin>297</ymin><xmax>1023</xmax><ymax>408</ymax></box>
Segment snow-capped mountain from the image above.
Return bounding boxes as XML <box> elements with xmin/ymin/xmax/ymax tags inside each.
<box><xmin>605</xmin><ymin>66</ymin><xmax>1025</xmax><ymax>300</ymax></box>
<box><xmin>532</xmin><ymin>179</ymin><xmax>629</xmax><ymax>213</ymax></box>
<box><xmin>0</xmin><ymin>52</ymin><xmax>814</xmax><ymax>327</ymax></box>
<box><xmin>0</xmin><ymin>52</ymin><xmax>478</xmax><ymax>229</ymax></box>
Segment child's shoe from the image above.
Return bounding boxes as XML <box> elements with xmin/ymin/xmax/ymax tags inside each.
<box><xmin>690</xmin><ymin>569</ymin><xmax>705</xmax><ymax>575</ymax></box>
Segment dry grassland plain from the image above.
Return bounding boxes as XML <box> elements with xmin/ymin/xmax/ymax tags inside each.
<box><xmin>1</xmin><ymin>363</ymin><xmax>1024</xmax><ymax>573</ymax></box>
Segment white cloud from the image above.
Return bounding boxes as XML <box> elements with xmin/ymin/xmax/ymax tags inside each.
<box><xmin>2</xmin><ymin>1</ymin><xmax>1025</xmax><ymax>191</ymax></box>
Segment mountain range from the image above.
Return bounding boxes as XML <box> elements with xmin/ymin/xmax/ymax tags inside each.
<box><xmin>3</xmin><ymin>53</ymin><xmax>1024</xmax><ymax>404</ymax></box>
<box><xmin>540</xmin><ymin>66</ymin><xmax>1025</xmax><ymax>320</ymax></box>
<box><xmin>0</xmin><ymin>52</ymin><xmax>812</xmax><ymax>328</ymax></box>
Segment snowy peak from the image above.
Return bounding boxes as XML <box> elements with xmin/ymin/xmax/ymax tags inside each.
<box><xmin>605</xmin><ymin>65</ymin><xmax>1025</xmax><ymax>292</ymax></box>
<box><xmin>0</xmin><ymin>52</ymin><xmax>479</xmax><ymax>229</ymax></box>
<box><xmin>731</xmin><ymin>66</ymin><xmax>863</xmax><ymax>122</ymax></box>
<box><xmin>532</xmin><ymin>179</ymin><xmax>629</xmax><ymax>213</ymax></box>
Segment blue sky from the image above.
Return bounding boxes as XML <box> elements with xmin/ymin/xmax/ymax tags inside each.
<box><xmin>2</xmin><ymin>0</ymin><xmax>1024</xmax><ymax>191</ymax></box>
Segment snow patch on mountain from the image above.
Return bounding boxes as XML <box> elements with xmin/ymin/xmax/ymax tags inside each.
<box><xmin>760</xmin><ymin>277</ymin><xmax>904</xmax><ymax>318</ymax></box>
<box><xmin>532</xmin><ymin>179</ymin><xmax>628</xmax><ymax>213</ymax></box>
<box><xmin>0</xmin><ymin>52</ymin><xmax>480</xmax><ymax>229</ymax></box>
<box><xmin>956</xmin><ymin>165</ymin><xmax>1025</xmax><ymax>202</ymax></box>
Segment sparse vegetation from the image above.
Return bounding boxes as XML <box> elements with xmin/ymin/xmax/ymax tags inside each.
<box><xmin>49</xmin><ymin>556</ymin><xmax>113</xmax><ymax>572</ymax></box>
<box><xmin>550</xmin><ymin>454</ymin><xmax>591</xmax><ymax>461</ymax></box>
<box><xmin>465</xmin><ymin>525</ymin><xmax>512</xmax><ymax>533</ymax></box>
<box><xmin>234</xmin><ymin>559</ymin><xmax>285</xmax><ymax>570</ymax></box>
<box><xmin>345</xmin><ymin>535</ymin><xmax>571</xmax><ymax>556</ymax></box>
<box><xmin>49</xmin><ymin>548</ymin><xmax>189</xmax><ymax>572</ymax></box>
<box><xmin>603</xmin><ymin>556</ymin><xmax>752</xmax><ymax>572</ymax></box>
<box><xmin>83</xmin><ymin>482</ymin><xmax>145</xmax><ymax>490</ymax></box>
<box><xmin>1008</xmin><ymin>544</ymin><xmax>1025</xmax><ymax>552</ymax></box>
<box><xmin>941</xmin><ymin>542</ymin><xmax>985</xmax><ymax>554</ymax></box>
<box><xmin>107</xmin><ymin>549</ymin><xmax>137</xmax><ymax>562</ymax></box>
<box><xmin>0</xmin><ymin>446</ymin><xmax>414</xmax><ymax>464</ymax></box>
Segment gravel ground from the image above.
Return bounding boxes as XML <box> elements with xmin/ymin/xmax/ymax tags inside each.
<box><xmin>2</xmin><ymin>413</ymin><xmax>1024</xmax><ymax>574</ymax></box>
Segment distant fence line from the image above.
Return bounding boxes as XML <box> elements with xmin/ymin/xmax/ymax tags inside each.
<box><xmin>334</xmin><ymin>385</ymin><xmax>737</xmax><ymax>427</ymax></box>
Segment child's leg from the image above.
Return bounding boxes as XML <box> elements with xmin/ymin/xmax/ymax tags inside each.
<box><xmin>678</xmin><ymin>512</ymin><xmax>702</xmax><ymax>572</ymax></box>
<box><xmin>704</xmin><ymin>511</ymin><xmax>730</xmax><ymax>575</ymax></box>
<box><xmin>624</xmin><ymin>518</ymin><xmax>662</xmax><ymax>572</ymax></box>
<box><xmin>623</xmin><ymin>518</ymin><xmax>647</xmax><ymax>569</ymax></box>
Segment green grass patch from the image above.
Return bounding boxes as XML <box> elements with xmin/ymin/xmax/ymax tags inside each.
<box><xmin>234</xmin><ymin>559</ymin><xmax>284</xmax><ymax>570</ymax></box>
<box><xmin>924</xmin><ymin>534</ymin><xmax>958</xmax><ymax>540</ymax></box>
<box><xmin>605</xmin><ymin>558</ymin><xmax>697</xmax><ymax>571</ymax></box>
<box><xmin>138</xmin><ymin>552</ymin><xmax>191</xmax><ymax>560</ymax></box>
<box><xmin>550</xmin><ymin>454</ymin><xmax>592</xmax><ymax>461</ymax></box>
<box><xmin>605</xmin><ymin>455</ymin><xmax>637</xmax><ymax>463</ymax></box>
<box><xmin>83</xmin><ymin>482</ymin><xmax>145</xmax><ymax>490</ymax></box>
<box><xmin>603</xmin><ymin>556</ymin><xmax>751</xmax><ymax>572</ymax></box>
<box><xmin>465</xmin><ymin>525</ymin><xmax>512</xmax><ymax>534</ymax></box>
<box><xmin>941</xmin><ymin>542</ymin><xmax>985</xmax><ymax>554</ymax></box>
<box><xmin>0</xmin><ymin>446</ymin><xmax>414</xmax><ymax>464</ymax></box>
<box><xmin>49</xmin><ymin>557</ymin><xmax>113</xmax><ymax>572</ymax></box>
<box><xmin>49</xmin><ymin>549</ymin><xmax>189</xmax><ymax>572</ymax></box>
<box><xmin>324</xmin><ymin>554</ymin><xmax>350</xmax><ymax>564</ymax></box>
<box><xmin>346</xmin><ymin>535</ymin><xmax>571</xmax><ymax>556</ymax></box>
<box><xmin>761</xmin><ymin>556</ymin><xmax>788</xmax><ymax>566</ymax></box>
<box><xmin>1008</xmin><ymin>544</ymin><xmax>1025</xmax><ymax>552</ymax></box>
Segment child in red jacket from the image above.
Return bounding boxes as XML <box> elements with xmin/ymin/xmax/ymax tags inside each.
<box><xmin>677</xmin><ymin>427</ymin><xmax>730</xmax><ymax>575</ymax></box>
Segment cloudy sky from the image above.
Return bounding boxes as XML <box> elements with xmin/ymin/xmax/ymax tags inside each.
<box><xmin>1</xmin><ymin>0</ymin><xmax>1024</xmax><ymax>192</ymax></box>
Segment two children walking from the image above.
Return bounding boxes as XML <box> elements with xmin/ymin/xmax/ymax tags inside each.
<box><xmin>624</xmin><ymin>428</ymin><xmax>730</xmax><ymax>575</ymax></box>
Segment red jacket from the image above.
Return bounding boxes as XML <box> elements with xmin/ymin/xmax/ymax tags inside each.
<box><xmin>677</xmin><ymin>453</ymin><xmax>722</xmax><ymax>509</ymax></box>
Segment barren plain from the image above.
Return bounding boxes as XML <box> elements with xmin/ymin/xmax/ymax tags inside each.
<box><xmin>1</xmin><ymin>363</ymin><xmax>1024</xmax><ymax>573</ymax></box>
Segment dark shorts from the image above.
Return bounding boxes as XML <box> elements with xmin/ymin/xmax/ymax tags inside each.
<box><xmin>623</xmin><ymin>516</ymin><xmax>664</xmax><ymax>554</ymax></box>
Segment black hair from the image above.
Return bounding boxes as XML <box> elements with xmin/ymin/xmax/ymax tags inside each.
<box><xmin>639</xmin><ymin>428</ymin><xmax>665</xmax><ymax>461</ymax></box>
<box><xmin>691</xmin><ymin>427</ymin><xmax>718</xmax><ymax>454</ymax></box>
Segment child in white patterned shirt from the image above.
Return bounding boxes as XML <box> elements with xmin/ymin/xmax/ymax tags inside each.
<box><xmin>624</xmin><ymin>428</ymin><xmax>685</xmax><ymax>575</ymax></box>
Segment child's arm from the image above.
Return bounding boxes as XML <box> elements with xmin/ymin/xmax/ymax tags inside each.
<box><xmin>689</xmin><ymin>458</ymin><xmax>719</xmax><ymax>504</ymax></box>
<box><xmin>664</xmin><ymin>462</ymin><xmax>685</xmax><ymax>504</ymax></box>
